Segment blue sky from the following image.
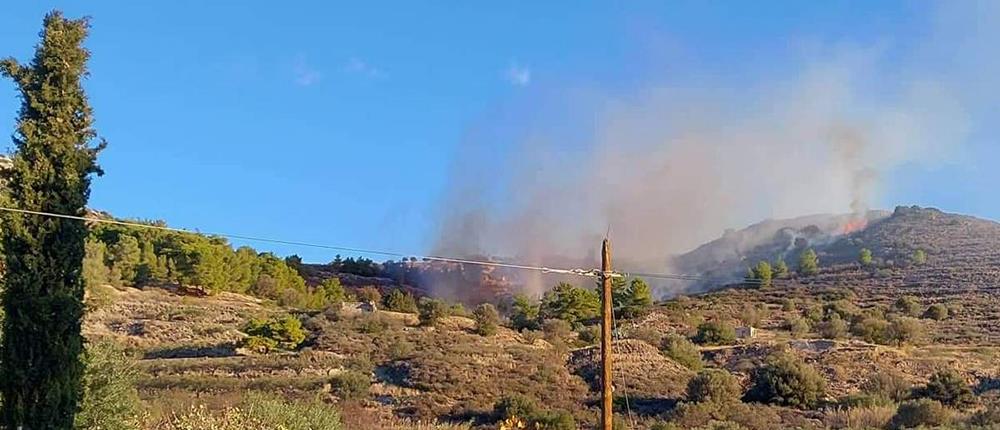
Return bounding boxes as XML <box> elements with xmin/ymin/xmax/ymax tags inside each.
<box><xmin>2</xmin><ymin>2</ymin><xmax>997</xmax><ymax>263</ymax></box>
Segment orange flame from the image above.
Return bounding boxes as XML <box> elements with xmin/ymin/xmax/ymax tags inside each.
<box><xmin>840</xmin><ymin>218</ymin><xmax>867</xmax><ymax>235</ymax></box>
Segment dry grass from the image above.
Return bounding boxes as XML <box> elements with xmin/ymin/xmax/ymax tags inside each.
<box><xmin>824</xmin><ymin>405</ymin><xmax>896</xmax><ymax>429</ymax></box>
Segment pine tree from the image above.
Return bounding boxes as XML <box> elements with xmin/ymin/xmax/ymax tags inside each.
<box><xmin>0</xmin><ymin>11</ymin><xmax>104</xmax><ymax>428</ymax></box>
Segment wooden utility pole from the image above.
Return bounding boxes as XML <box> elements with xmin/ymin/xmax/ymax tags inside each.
<box><xmin>600</xmin><ymin>238</ymin><xmax>614</xmax><ymax>430</ymax></box>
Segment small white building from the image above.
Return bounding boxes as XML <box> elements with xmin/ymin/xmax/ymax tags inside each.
<box><xmin>736</xmin><ymin>326</ymin><xmax>757</xmax><ymax>339</ymax></box>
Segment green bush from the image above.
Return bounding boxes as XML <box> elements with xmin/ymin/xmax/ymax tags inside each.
<box><xmin>892</xmin><ymin>296</ymin><xmax>923</xmax><ymax>317</ymax></box>
<box><xmin>859</xmin><ymin>248</ymin><xmax>874</xmax><ymax>266</ymax></box>
<box><xmin>919</xmin><ymin>369</ymin><xmax>973</xmax><ymax>407</ymax></box>
<box><xmin>911</xmin><ymin>249</ymin><xmax>927</xmax><ymax>265</ymax></box>
<box><xmin>923</xmin><ymin>304</ymin><xmax>949</xmax><ymax>321</ymax></box>
<box><xmin>750</xmin><ymin>261</ymin><xmax>773</xmax><ymax>288</ymax></box>
<box><xmin>889</xmin><ymin>399</ymin><xmax>950</xmax><ymax>429</ymax></box>
<box><xmin>577</xmin><ymin>326</ymin><xmax>600</xmax><ymax>345</ymax></box>
<box><xmin>885</xmin><ymin>317</ymin><xmax>924</xmax><ymax>346</ymax></box>
<box><xmin>783</xmin><ymin>316</ymin><xmax>810</xmax><ymax>337</ymax></box>
<box><xmin>76</xmin><ymin>341</ymin><xmax>143</xmax><ymax>430</ymax></box>
<box><xmin>692</xmin><ymin>321</ymin><xmax>737</xmax><ymax>346</ymax></box>
<box><xmin>418</xmin><ymin>298</ymin><xmax>448</xmax><ymax>327</ymax></box>
<box><xmin>382</xmin><ymin>288</ymin><xmax>418</xmax><ymax>313</ymax></box>
<box><xmin>851</xmin><ymin>317</ymin><xmax>890</xmax><ymax>344</ymax></box>
<box><xmin>530</xmin><ymin>410</ymin><xmax>576</xmax><ymax>430</ymax></box>
<box><xmin>817</xmin><ymin>314</ymin><xmax>849</xmax><ymax>339</ymax></box>
<box><xmin>799</xmin><ymin>248</ymin><xmax>819</xmax><ymax>276</ymax></box>
<box><xmin>661</xmin><ymin>335</ymin><xmax>704</xmax><ymax>371</ymax></box>
<box><xmin>540</xmin><ymin>282</ymin><xmax>600</xmax><ymax>327</ymax></box>
<box><xmin>687</xmin><ymin>369</ymin><xmax>742</xmax><ymax>404</ymax></box>
<box><xmin>510</xmin><ymin>294</ymin><xmax>541</xmax><ymax>331</ymax></box>
<box><xmin>165</xmin><ymin>392</ymin><xmax>341</xmax><ymax>430</ymax></box>
<box><xmin>330</xmin><ymin>370</ymin><xmax>371</xmax><ymax>400</ymax></box>
<box><xmin>494</xmin><ymin>394</ymin><xmax>539</xmax><ymax>421</ymax></box>
<box><xmin>861</xmin><ymin>370</ymin><xmax>913</xmax><ymax>403</ymax></box>
<box><xmin>744</xmin><ymin>351</ymin><xmax>826</xmax><ymax>408</ymax></box>
<box><xmin>241</xmin><ymin>314</ymin><xmax>306</xmax><ymax>353</ymax></box>
<box><xmin>355</xmin><ymin>286</ymin><xmax>382</xmax><ymax>304</ymax></box>
<box><xmin>473</xmin><ymin>303</ymin><xmax>500</xmax><ymax>336</ymax></box>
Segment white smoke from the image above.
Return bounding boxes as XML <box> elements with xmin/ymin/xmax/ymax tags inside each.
<box><xmin>433</xmin><ymin>3</ymin><xmax>991</xmax><ymax>294</ymax></box>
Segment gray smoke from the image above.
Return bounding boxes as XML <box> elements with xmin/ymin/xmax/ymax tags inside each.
<box><xmin>433</xmin><ymin>3</ymin><xmax>992</xmax><ymax>295</ymax></box>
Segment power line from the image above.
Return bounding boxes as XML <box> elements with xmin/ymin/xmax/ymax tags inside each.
<box><xmin>0</xmin><ymin>206</ymin><xmax>604</xmax><ymax>278</ymax></box>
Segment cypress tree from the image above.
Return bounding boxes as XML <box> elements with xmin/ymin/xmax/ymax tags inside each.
<box><xmin>0</xmin><ymin>11</ymin><xmax>104</xmax><ymax>428</ymax></box>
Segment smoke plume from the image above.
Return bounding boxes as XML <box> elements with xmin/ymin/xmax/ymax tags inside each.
<box><xmin>433</xmin><ymin>4</ymin><xmax>992</xmax><ymax>295</ymax></box>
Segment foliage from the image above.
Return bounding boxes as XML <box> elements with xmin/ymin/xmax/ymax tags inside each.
<box><xmin>885</xmin><ymin>317</ymin><xmax>925</xmax><ymax>346</ymax></box>
<box><xmin>383</xmin><ymin>288</ymin><xmax>418</xmax><ymax>314</ymax></box>
<box><xmin>493</xmin><ymin>394</ymin><xmax>539</xmax><ymax>421</ymax></box>
<box><xmin>749</xmin><ymin>261</ymin><xmax>773</xmax><ymax>288</ymax></box>
<box><xmin>0</xmin><ymin>12</ymin><xmax>101</xmax><ymax>428</ymax></box>
<box><xmin>862</xmin><ymin>370</ymin><xmax>912</xmax><ymax>403</ymax></box>
<box><xmin>859</xmin><ymin>248</ymin><xmax>874</xmax><ymax>266</ymax></box>
<box><xmin>817</xmin><ymin>314</ymin><xmax>849</xmax><ymax>339</ymax></box>
<box><xmin>919</xmin><ymin>368</ymin><xmax>973</xmax><ymax>407</ymax></box>
<box><xmin>773</xmin><ymin>259</ymin><xmax>789</xmax><ymax>278</ymax></box>
<box><xmin>923</xmin><ymin>303</ymin><xmax>949</xmax><ymax>321</ymax></box>
<box><xmin>612</xmin><ymin>278</ymin><xmax>654</xmax><ymax>318</ymax></box>
<box><xmin>889</xmin><ymin>399</ymin><xmax>950</xmax><ymax>430</ymax></box>
<box><xmin>509</xmin><ymin>294</ymin><xmax>541</xmax><ymax>331</ymax></box>
<box><xmin>737</xmin><ymin>303</ymin><xmax>768</xmax><ymax>327</ymax></box>
<box><xmin>241</xmin><ymin>315</ymin><xmax>306</xmax><ymax>352</ymax></box>
<box><xmin>541</xmin><ymin>319</ymin><xmax>572</xmax><ymax>345</ymax></box>
<box><xmin>851</xmin><ymin>317</ymin><xmax>890</xmax><ymax>344</ymax></box>
<box><xmin>164</xmin><ymin>393</ymin><xmax>341</xmax><ymax>430</ymax></box>
<box><xmin>911</xmin><ymin>249</ymin><xmax>927</xmax><ymax>266</ymax></box>
<box><xmin>687</xmin><ymin>369</ymin><xmax>742</xmax><ymax>404</ymax></box>
<box><xmin>661</xmin><ymin>335</ymin><xmax>704</xmax><ymax>370</ymax></box>
<box><xmin>577</xmin><ymin>326</ymin><xmax>599</xmax><ymax>345</ymax></box>
<box><xmin>418</xmin><ymin>298</ymin><xmax>448</xmax><ymax>327</ymax></box>
<box><xmin>329</xmin><ymin>255</ymin><xmax>379</xmax><ymax>277</ymax></box>
<box><xmin>783</xmin><ymin>316</ymin><xmax>810</xmax><ymax>337</ymax></box>
<box><xmin>540</xmin><ymin>282</ymin><xmax>600</xmax><ymax>327</ymax></box>
<box><xmin>798</xmin><ymin>248</ymin><xmax>819</xmax><ymax>276</ymax></box>
<box><xmin>892</xmin><ymin>296</ymin><xmax>923</xmax><ymax>318</ymax></box>
<box><xmin>529</xmin><ymin>410</ymin><xmax>576</xmax><ymax>430</ymax></box>
<box><xmin>355</xmin><ymin>286</ymin><xmax>382</xmax><ymax>304</ymax></box>
<box><xmin>330</xmin><ymin>370</ymin><xmax>371</xmax><ymax>400</ymax></box>
<box><xmin>691</xmin><ymin>321</ymin><xmax>737</xmax><ymax>346</ymax></box>
<box><xmin>473</xmin><ymin>303</ymin><xmax>500</xmax><ymax>336</ymax></box>
<box><xmin>319</xmin><ymin>278</ymin><xmax>347</xmax><ymax>309</ymax></box>
<box><xmin>75</xmin><ymin>341</ymin><xmax>143</xmax><ymax>430</ymax></box>
<box><xmin>744</xmin><ymin>351</ymin><xmax>826</xmax><ymax>408</ymax></box>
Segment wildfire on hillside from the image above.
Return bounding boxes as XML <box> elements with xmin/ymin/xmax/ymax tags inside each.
<box><xmin>840</xmin><ymin>217</ymin><xmax>868</xmax><ymax>235</ymax></box>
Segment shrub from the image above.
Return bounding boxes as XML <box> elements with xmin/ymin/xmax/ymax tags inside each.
<box><xmin>744</xmin><ymin>351</ymin><xmax>826</xmax><ymax>408</ymax></box>
<box><xmin>780</xmin><ymin>298</ymin><xmax>796</xmax><ymax>312</ymax></box>
<box><xmin>892</xmin><ymin>296</ymin><xmax>923</xmax><ymax>318</ymax></box>
<box><xmin>382</xmin><ymin>288</ymin><xmax>418</xmax><ymax>313</ymax></box>
<box><xmin>473</xmin><ymin>303</ymin><xmax>500</xmax><ymax>336</ymax></box>
<box><xmin>803</xmin><ymin>304</ymin><xmax>824</xmax><ymax>323</ymax></box>
<box><xmin>661</xmin><ymin>335</ymin><xmax>704</xmax><ymax>371</ymax></box>
<box><xmin>510</xmin><ymin>294</ymin><xmax>541</xmax><ymax>331</ymax></box>
<box><xmin>165</xmin><ymin>392</ymin><xmax>341</xmax><ymax>430</ymax></box>
<box><xmin>242</xmin><ymin>314</ymin><xmax>306</xmax><ymax>353</ymax></box>
<box><xmin>494</xmin><ymin>394</ymin><xmax>539</xmax><ymax>421</ymax></box>
<box><xmin>817</xmin><ymin>314</ymin><xmax>849</xmax><ymax>339</ymax></box>
<box><xmin>919</xmin><ymin>369</ymin><xmax>973</xmax><ymax>407</ymax></box>
<box><xmin>851</xmin><ymin>317</ymin><xmax>890</xmax><ymax>344</ymax></box>
<box><xmin>784</xmin><ymin>316</ymin><xmax>810</xmax><ymax>337</ymax></box>
<box><xmin>861</xmin><ymin>370</ymin><xmax>912</xmax><ymax>403</ymax></box>
<box><xmin>530</xmin><ymin>410</ymin><xmax>576</xmax><ymax>430</ymax></box>
<box><xmin>577</xmin><ymin>326</ymin><xmax>600</xmax><ymax>345</ymax></box>
<box><xmin>889</xmin><ymin>399</ymin><xmax>950</xmax><ymax>429</ymax></box>
<box><xmin>923</xmin><ymin>304</ymin><xmax>948</xmax><ymax>321</ymax></box>
<box><xmin>824</xmin><ymin>405</ymin><xmax>895</xmax><ymax>430</ymax></box>
<box><xmin>737</xmin><ymin>303</ymin><xmax>768</xmax><ymax>327</ymax></box>
<box><xmin>692</xmin><ymin>321</ymin><xmax>737</xmax><ymax>346</ymax></box>
<box><xmin>799</xmin><ymin>248</ymin><xmax>819</xmax><ymax>276</ymax></box>
<box><xmin>750</xmin><ymin>261</ymin><xmax>772</xmax><ymax>288</ymax></box>
<box><xmin>687</xmin><ymin>369</ymin><xmax>742</xmax><ymax>404</ymax></box>
<box><xmin>76</xmin><ymin>341</ymin><xmax>143</xmax><ymax>430</ymax></box>
<box><xmin>539</xmin><ymin>282</ymin><xmax>600</xmax><ymax>327</ymax></box>
<box><xmin>911</xmin><ymin>249</ymin><xmax>927</xmax><ymax>265</ymax></box>
<box><xmin>330</xmin><ymin>370</ymin><xmax>371</xmax><ymax>400</ymax></box>
<box><xmin>859</xmin><ymin>248</ymin><xmax>874</xmax><ymax>266</ymax></box>
<box><xmin>616</xmin><ymin>278</ymin><xmax>654</xmax><ymax>318</ymax></box>
<box><xmin>885</xmin><ymin>317</ymin><xmax>924</xmax><ymax>346</ymax></box>
<box><xmin>969</xmin><ymin>404</ymin><xmax>1000</xmax><ymax>426</ymax></box>
<box><xmin>629</xmin><ymin>327</ymin><xmax>662</xmax><ymax>347</ymax></box>
<box><xmin>355</xmin><ymin>286</ymin><xmax>382</xmax><ymax>304</ymax></box>
<box><xmin>774</xmin><ymin>259</ymin><xmax>789</xmax><ymax>278</ymax></box>
<box><xmin>541</xmin><ymin>319</ymin><xmax>572</xmax><ymax>344</ymax></box>
<box><xmin>418</xmin><ymin>298</ymin><xmax>448</xmax><ymax>327</ymax></box>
